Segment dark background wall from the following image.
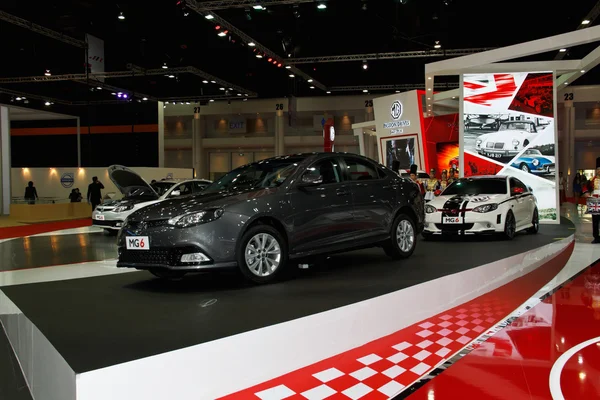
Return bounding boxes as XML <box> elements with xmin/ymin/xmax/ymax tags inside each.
<box><xmin>10</xmin><ymin>102</ymin><xmax>158</xmax><ymax>168</ymax></box>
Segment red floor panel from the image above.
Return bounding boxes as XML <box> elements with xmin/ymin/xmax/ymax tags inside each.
<box><xmin>220</xmin><ymin>242</ymin><xmax>573</xmax><ymax>399</ymax></box>
<box><xmin>0</xmin><ymin>218</ymin><xmax>92</xmax><ymax>239</ymax></box>
<box><xmin>408</xmin><ymin>258</ymin><xmax>600</xmax><ymax>400</ymax></box>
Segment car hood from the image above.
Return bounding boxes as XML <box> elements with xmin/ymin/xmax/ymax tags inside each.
<box><xmin>429</xmin><ymin>193</ymin><xmax>506</xmax><ymax>208</ymax></box>
<box><xmin>108</xmin><ymin>165</ymin><xmax>159</xmax><ymax>199</ymax></box>
<box><xmin>128</xmin><ymin>187</ymin><xmax>277</xmax><ymax>221</ymax></box>
<box><xmin>481</xmin><ymin>130</ymin><xmax>533</xmax><ymax>141</ymax></box>
<box><xmin>101</xmin><ymin>196</ymin><xmax>155</xmax><ymax>208</ymax></box>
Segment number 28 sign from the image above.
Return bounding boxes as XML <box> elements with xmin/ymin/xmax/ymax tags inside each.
<box><xmin>126</xmin><ymin>236</ymin><xmax>150</xmax><ymax>250</ymax></box>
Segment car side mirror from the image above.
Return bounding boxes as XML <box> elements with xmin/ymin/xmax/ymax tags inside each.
<box><xmin>299</xmin><ymin>174</ymin><xmax>323</xmax><ymax>186</ymax></box>
<box><xmin>170</xmin><ymin>190</ymin><xmax>181</xmax><ymax>197</ymax></box>
<box><xmin>528</xmin><ymin>186</ymin><xmax>533</xmax><ymax>193</ymax></box>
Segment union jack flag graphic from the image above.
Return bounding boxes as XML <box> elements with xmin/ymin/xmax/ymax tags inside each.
<box><xmin>587</xmin><ymin>199</ymin><xmax>600</xmax><ymax>213</ymax></box>
<box><xmin>463</xmin><ymin>74</ymin><xmax>518</xmax><ymax>106</ymax></box>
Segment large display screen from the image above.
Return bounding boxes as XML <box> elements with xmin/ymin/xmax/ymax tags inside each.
<box><xmin>382</xmin><ymin>135</ymin><xmax>418</xmax><ymax>171</ymax></box>
<box><xmin>436</xmin><ymin>142</ymin><xmax>459</xmax><ymax>175</ymax></box>
<box><xmin>462</xmin><ymin>72</ymin><xmax>557</xmax><ymax>222</ymax></box>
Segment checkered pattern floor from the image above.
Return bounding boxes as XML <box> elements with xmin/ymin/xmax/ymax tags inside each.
<box><xmin>221</xmin><ymin>298</ymin><xmax>513</xmax><ymax>400</ymax></box>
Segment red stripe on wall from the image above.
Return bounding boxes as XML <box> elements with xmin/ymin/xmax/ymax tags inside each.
<box><xmin>10</xmin><ymin>124</ymin><xmax>159</xmax><ymax>136</ymax></box>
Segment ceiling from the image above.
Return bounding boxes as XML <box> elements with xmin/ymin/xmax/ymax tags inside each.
<box><xmin>1</xmin><ymin>0</ymin><xmax>599</xmax><ymax>113</ymax></box>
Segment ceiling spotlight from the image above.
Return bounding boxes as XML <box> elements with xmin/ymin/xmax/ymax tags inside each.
<box><xmin>362</xmin><ymin>61</ymin><xmax>368</xmax><ymax>70</ymax></box>
<box><xmin>210</xmin><ymin>80</ymin><xmax>216</xmax><ymax>83</ymax></box>
<box><xmin>326</xmin><ymin>91</ymin><xmax>331</xmax><ymax>94</ymax></box>
<box><xmin>427</xmin><ymin>76</ymin><xmax>431</xmax><ymax>80</ymax></box>
<box><xmin>205</xmin><ymin>14</ymin><xmax>215</xmax><ymax>20</ymax></box>
<box><xmin>285</xmin><ymin>65</ymin><xmax>291</xmax><ymax>69</ymax></box>
<box><xmin>219</xmin><ymin>87</ymin><xmax>225</xmax><ymax>90</ymax></box>
<box><xmin>209</xmin><ymin>99</ymin><xmax>215</xmax><ymax>102</ymax></box>
<box><xmin>253</xmin><ymin>5</ymin><xmax>264</xmax><ymax>10</ymax></box>
<box><xmin>111</xmin><ymin>92</ymin><xmax>116</xmax><ymax>95</ymax></box>
<box><xmin>268</xmin><ymin>57</ymin><xmax>273</xmax><ymax>62</ymax></box>
<box><xmin>434</xmin><ymin>41</ymin><xmax>441</xmax><ymax>49</ymax></box>
<box><xmin>272</xmin><ymin>60</ymin><xmax>278</xmax><ymax>65</ymax></box>
<box><xmin>248</xmin><ymin>42</ymin><xmax>256</xmax><ymax>47</ymax></box>
<box><xmin>44</xmin><ymin>69</ymin><xmax>51</xmax><ymax>76</ymax></box>
<box><xmin>308</xmin><ymin>79</ymin><xmax>313</xmax><ymax>82</ymax></box>
<box><xmin>317</xmin><ymin>3</ymin><xmax>327</xmax><ymax>9</ymax></box>
<box><xmin>44</xmin><ymin>101</ymin><xmax>51</xmax><ymax>106</ymax></box>
<box><xmin>582</xmin><ymin>19</ymin><xmax>591</xmax><ymax>25</ymax></box>
<box><xmin>277</xmin><ymin>63</ymin><xmax>282</xmax><ymax>67</ymax></box>
<box><xmin>123</xmin><ymin>94</ymin><xmax>128</xmax><ymax>98</ymax></box>
<box><xmin>581</xmin><ymin>69</ymin><xmax>586</xmax><ymax>73</ymax></box>
<box><xmin>565</xmin><ymin>82</ymin><xmax>569</xmax><ymax>85</ymax></box>
<box><xmin>452</xmin><ymin>96</ymin><xmax>456</xmax><ymax>99</ymax></box>
<box><xmin>184</xmin><ymin>11</ymin><xmax>189</xmax><ymax>16</ymax></box>
<box><xmin>243</xmin><ymin>98</ymin><xmax>248</xmax><ymax>102</ymax></box>
<box><xmin>162</xmin><ymin>63</ymin><xmax>168</xmax><ymax>69</ymax></box>
<box><xmin>96</xmin><ymin>86</ymin><xmax>102</xmax><ymax>90</ymax></box>
<box><xmin>289</xmin><ymin>74</ymin><xmax>295</xmax><ymax>78</ymax></box>
<box><xmin>186</xmin><ymin>102</ymin><xmax>190</xmax><ymax>104</ymax></box>
<box><xmin>428</xmin><ymin>88</ymin><xmax>432</xmax><ymax>91</ymax></box>
<box><xmin>168</xmin><ymin>74</ymin><xmax>175</xmax><ymax>78</ymax></box>
<box><xmin>118</xmin><ymin>12</ymin><xmax>125</xmax><ymax>20</ymax></box>
<box><xmin>395</xmin><ymin>90</ymin><xmax>400</xmax><ymax>93</ymax></box>
<box><xmin>427</xmin><ymin>97</ymin><xmax>431</xmax><ymax>100</ymax></box>
<box><xmin>237</xmin><ymin>93</ymin><xmax>242</xmax><ymax>96</ymax></box>
<box><xmin>142</xmin><ymin>97</ymin><xmax>148</xmax><ymax>101</ymax></box>
<box><xmin>310</xmin><ymin>86</ymin><xmax>315</xmax><ymax>89</ymax></box>
<box><xmin>362</xmin><ymin>89</ymin><xmax>368</xmax><ymax>93</ymax></box>
<box><xmin>202</xmin><ymin>80</ymin><xmax>208</xmax><ymax>83</ymax></box>
<box><xmin>218</xmin><ymin>31</ymin><xmax>227</xmax><ymax>37</ymax></box>
<box><xmin>256</xmin><ymin>54</ymin><xmax>263</xmax><ymax>58</ymax></box>
<box><xmin>559</xmin><ymin>48</ymin><xmax>567</xmax><ymax>52</ymax></box>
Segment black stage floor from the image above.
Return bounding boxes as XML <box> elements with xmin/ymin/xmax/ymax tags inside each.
<box><xmin>0</xmin><ymin>328</ymin><xmax>32</xmax><ymax>400</ymax></box>
<box><xmin>0</xmin><ymin>232</ymin><xmax>117</xmax><ymax>271</ymax></box>
<box><xmin>1</xmin><ymin>220</ymin><xmax>574</xmax><ymax>375</ymax></box>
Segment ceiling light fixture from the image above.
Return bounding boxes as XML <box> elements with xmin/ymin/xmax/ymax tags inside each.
<box><xmin>289</xmin><ymin>74</ymin><xmax>295</xmax><ymax>78</ymax></box>
<box><xmin>168</xmin><ymin>74</ymin><xmax>175</xmax><ymax>78</ymax></box>
<box><xmin>44</xmin><ymin>69</ymin><xmax>51</xmax><ymax>76</ymax></box>
<box><xmin>395</xmin><ymin>90</ymin><xmax>400</xmax><ymax>93</ymax></box>
<box><xmin>362</xmin><ymin>61</ymin><xmax>368</xmax><ymax>70</ymax></box>
<box><xmin>285</xmin><ymin>65</ymin><xmax>291</xmax><ymax>69</ymax></box>
<box><xmin>277</xmin><ymin>63</ymin><xmax>282</xmax><ymax>67</ymax></box>
<box><xmin>326</xmin><ymin>91</ymin><xmax>331</xmax><ymax>94</ymax></box>
<box><xmin>205</xmin><ymin>14</ymin><xmax>215</xmax><ymax>19</ymax></box>
<box><xmin>202</xmin><ymin>80</ymin><xmax>208</xmax><ymax>83</ymax></box>
<box><xmin>428</xmin><ymin>88</ymin><xmax>432</xmax><ymax>91</ymax></box>
<box><xmin>162</xmin><ymin>63</ymin><xmax>168</xmax><ymax>69</ymax></box>
<box><xmin>307</xmin><ymin>79</ymin><xmax>313</xmax><ymax>82</ymax></box>
<box><xmin>237</xmin><ymin>93</ymin><xmax>242</xmax><ymax>96</ymax></box>
<box><xmin>253</xmin><ymin>5</ymin><xmax>264</xmax><ymax>10</ymax></box>
<box><xmin>209</xmin><ymin>99</ymin><xmax>215</xmax><ymax>102</ymax></box>
<box><xmin>582</xmin><ymin>19</ymin><xmax>591</xmax><ymax>25</ymax></box>
<box><xmin>248</xmin><ymin>42</ymin><xmax>256</xmax><ymax>47</ymax></box>
<box><xmin>256</xmin><ymin>54</ymin><xmax>263</xmax><ymax>58</ymax></box>
<box><xmin>44</xmin><ymin>101</ymin><xmax>51</xmax><ymax>106</ymax></box>
<box><xmin>15</xmin><ymin>97</ymin><xmax>22</xmax><ymax>101</ymax></box>
<box><xmin>363</xmin><ymin>89</ymin><xmax>368</xmax><ymax>93</ymax></box>
<box><xmin>111</xmin><ymin>92</ymin><xmax>116</xmax><ymax>95</ymax></box>
<box><xmin>142</xmin><ymin>97</ymin><xmax>148</xmax><ymax>101</ymax></box>
<box><xmin>118</xmin><ymin>12</ymin><xmax>125</xmax><ymax>20</ymax></box>
<box><xmin>96</xmin><ymin>86</ymin><xmax>102</xmax><ymax>90</ymax></box>
<box><xmin>219</xmin><ymin>87</ymin><xmax>225</xmax><ymax>90</ymax></box>
<box><xmin>310</xmin><ymin>86</ymin><xmax>315</xmax><ymax>89</ymax></box>
<box><xmin>210</xmin><ymin>80</ymin><xmax>216</xmax><ymax>83</ymax></box>
<box><xmin>317</xmin><ymin>3</ymin><xmax>327</xmax><ymax>9</ymax></box>
<box><xmin>218</xmin><ymin>31</ymin><xmax>227</xmax><ymax>37</ymax></box>
<box><xmin>427</xmin><ymin>76</ymin><xmax>431</xmax><ymax>80</ymax></box>
<box><xmin>434</xmin><ymin>41</ymin><xmax>441</xmax><ymax>49</ymax></box>
<box><xmin>581</xmin><ymin>69</ymin><xmax>586</xmax><ymax>73</ymax></box>
<box><xmin>559</xmin><ymin>48</ymin><xmax>567</xmax><ymax>52</ymax></box>
<box><xmin>268</xmin><ymin>57</ymin><xmax>273</xmax><ymax>62</ymax></box>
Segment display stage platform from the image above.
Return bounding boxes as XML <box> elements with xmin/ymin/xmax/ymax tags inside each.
<box><xmin>0</xmin><ymin>221</ymin><xmax>575</xmax><ymax>400</ymax></box>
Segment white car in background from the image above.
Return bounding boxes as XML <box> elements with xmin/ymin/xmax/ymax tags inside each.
<box><xmin>423</xmin><ymin>176</ymin><xmax>539</xmax><ymax>240</ymax></box>
<box><xmin>92</xmin><ymin>165</ymin><xmax>212</xmax><ymax>233</ymax></box>
<box><xmin>475</xmin><ymin>121</ymin><xmax>539</xmax><ymax>159</ymax></box>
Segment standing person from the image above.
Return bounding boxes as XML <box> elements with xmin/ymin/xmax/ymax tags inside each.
<box><xmin>409</xmin><ymin>164</ymin><xmax>425</xmax><ymax>195</ymax></box>
<box><xmin>87</xmin><ymin>176</ymin><xmax>105</xmax><ymax>211</ymax></box>
<box><xmin>559</xmin><ymin>172</ymin><xmax>566</xmax><ymax>205</ymax></box>
<box><xmin>69</xmin><ymin>188</ymin><xmax>82</xmax><ymax>203</ymax></box>
<box><xmin>574</xmin><ymin>173</ymin><xmax>582</xmax><ymax>208</ymax></box>
<box><xmin>24</xmin><ymin>181</ymin><xmax>38</xmax><ymax>204</ymax></box>
<box><xmin>585</xmin><ymin>159</ymin><xmax>600</xmax><ymax>243</ymax></box>
<box><xmin>424</xmin><ymin>168</ymin><xmax>440</xmax><ymax>201</ymax></box>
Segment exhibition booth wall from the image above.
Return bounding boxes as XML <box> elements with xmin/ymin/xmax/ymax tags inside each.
<box><xmin>11</xmin><ymin>167</ymin><xmax>193</xmax><ymax>201</ymax></box>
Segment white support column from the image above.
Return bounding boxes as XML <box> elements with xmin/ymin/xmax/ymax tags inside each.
<box><xmin>354</xmin><ymin>128</ymin><xmax>365</xmax><ymax>156</ymax></box>
<box><xmin>192</xmin><ymin>114</ymin><xmax>207</xmax><ymax>179</ymax></box>
<box><xmin>275</xmin><ymin>110</ymin><xmax>285</xmax><ymax>156</ymax></box>
<box><xmin>365</xmin><ymin>106</ymin><xmax>374</xmax><ymax>122</ymax></box>
<box><xmin>566</xmin><ymin>104</ymin><xmax>576</xmax><ymax>196</ymax></box>
<box><xmin>158</xmin><ymin>102</ymin><xmax>165</xmax><ymax>167</ymax></box>
<box><xmin>76</xmin><ymin>117</ymin><xmax>81</xmax><ymax>167</ymax></box>
<box><xmin>0</xmin><ymin>106</ymin><xmax>11</xmax><ymax>215</ymax></box>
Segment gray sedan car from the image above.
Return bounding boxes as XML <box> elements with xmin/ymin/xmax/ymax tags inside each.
<box><xmin>117</xmin><ymin>153</ymin><xmax>424</xmax><ymax>284</ymax></box>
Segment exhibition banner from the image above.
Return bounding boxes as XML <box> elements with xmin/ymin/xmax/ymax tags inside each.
<box><xmin>462</xmin><ymin>72</ymin><xmax>557</xmax><ymax>222</ymax></box>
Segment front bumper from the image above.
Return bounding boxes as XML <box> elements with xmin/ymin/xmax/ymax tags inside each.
<box><xmin>423</xmin><ymin>211</ymin><xmax>503</xmax><ymax>234</ymax></box>
<box><xmin>530</xmin><ymin>164</ymin><xmax>555</xmax><ymax>175</ymax></box>
<box><xmin>92</xmin><ymin>211</ymin><xmax>126</xmax><ymax>230</ymax></box>
<box><xmin>116</xmin><ymin>215</ymin><xmax>240</xmax><ymax>271</ymax></box>
<box><xmin>476</xmin><ymin>148</ymin><xmax>518</xmax><ymax>159</ymax></box>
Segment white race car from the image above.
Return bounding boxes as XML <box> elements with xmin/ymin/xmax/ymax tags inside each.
<box><xmin>423</xmin><ymin>175</ymin><xmax>539</xmax><ymax>240</ymax></box>
<box><xmin>475</xmin><ymin>121</ymin><xmax>539</xmax><ymax>159</ymax></box>
<box><xmin>92</xmin><ymin>165</ymin><xmax>212</xmax><ymax>233</ymax></box>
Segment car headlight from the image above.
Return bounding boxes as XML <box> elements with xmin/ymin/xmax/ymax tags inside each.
<box><xmin>425</xmin><ymin>205</ymin><xmax>437</xmax><ymax>214</ymax></box>
<box><xmin>168</xmin><ymin>209</ymin><xmax>224</xmax><ymax>228</ymax></box>
<box><xmin>113</xmin><ymin>204</ymin><xmax>134</xmax><ymax>213</ymax></box>
<box><xmin>512</xmin><ymin>139</ymin><xmax>520</xmax><ymax>147</ymax></box>
<box><xmin>472</xmin><ymin>203</ymin><xmax>498</xmax><ymax>213</ymax></box>
<box><xmin>532</xmin><ymin>159</ymin><xmax>540</xmax><ymax>166</ymax></box>
<box><xmin>476</xmin><ymin>139</ymin><xmax>482</xmax><ymax>146</ymax></box>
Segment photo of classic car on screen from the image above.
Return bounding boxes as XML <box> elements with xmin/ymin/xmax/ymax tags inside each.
<box><xmin>509</xmin><ymin>143</ymin><xmax>555</xmax><ymax>180</ymax></box>
<box><xmin>385</xmin><ymin>137</ymin><xmax>416</xmax><ymax>170</ymax></box>
<box><xmin>463</xmin><ymin>112</ymin><xmax>553</xmax><ymax>164</ymax></box>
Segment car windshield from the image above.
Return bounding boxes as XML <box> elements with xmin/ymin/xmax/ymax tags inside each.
<box><xmin>524</xmin><ymin>149</ymin><xmax>542</xmax><ymax>155</ymax></box>
<box><xmin>203</xmin><ymin>157</ymin><xmax>303</xmax><ymax>193</ymax></box>
<box><xmin>499</xmin><ymin>122</ymin><xmax>536</xmax><ymax>133</ymax></box>
<box><xmin>150</xmin><ymin>182</ymin><xmax>175</xmax><ymax>196</ymax></box>
<box><xmin>443</xmin><ymin>178</ymin><xmax>507</xmax><ymax>195</ymax></box>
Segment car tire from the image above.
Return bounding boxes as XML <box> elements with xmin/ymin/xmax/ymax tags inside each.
<box><xmin>384</xmin><ymin>214</ymin><xmax>417</xmax><ymax>259</ymax></box>
<box><xmin>237</xmin><ymin>224</ymin><xmax>288</xmax><ymax>284</ymax></box>
<box><xmin>520</xmin><ymin>163</ymin><xmax>530</xmax><ymax>173</ymax></box>
<box><xmin>527</xmin><ymin>208</ymin><xmax>539</xmax><ymax>234</ymax></box>
<box><xmin>503</xmin><ymin>211</ymin><xmax>516</xmax><ymax>240</ymax></box>
<box><xmin>149</xmin><ymin>268</ymin><xmax>187</xmax><ymax>280</ymax></box>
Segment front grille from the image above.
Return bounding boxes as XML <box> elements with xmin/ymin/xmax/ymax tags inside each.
<box><xmin>96</xmin><ymin>207</ymin><xmax>114</xmax><ymax>212</ymax></box>
<box><xmin>435</xmin><ymin>223</ymin><xmax>474</xmax><ymax>231</ymax></box>
<box><xmin>119</xmin><ymin>246</ymin><xmax>203</xmax><ymax>267</ymax></box>
<box><xmin>124</xmin><ymin>219</ymin><xmax>169</xmax><ymax>230</ymax></box>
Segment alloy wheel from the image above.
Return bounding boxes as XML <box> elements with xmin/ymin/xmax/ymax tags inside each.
<box><xmin>521</xmin><ymin>164</ymin><xmax>529</xmax><ymax>172</ymax></box>
<box><xmin>507</xmin><ymin>213</ymin><xmax>516</xmax><ymax>238</ymax></box>
<box><xmin>396</xmin><ymin>220</ymin><xmax>415</xmax><ymax>253</ymax></box>
<box><xmin>244</xmin><ymin>233</ymin><xmax>282</xmax><ymax>277</ymax></box>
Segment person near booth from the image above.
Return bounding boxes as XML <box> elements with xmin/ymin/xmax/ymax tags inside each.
<box><xmin>409</xmin><ymin>164</ymin><xmax>425</xmax><ymax>195</ymax></box>
<box><xmin>424</xmin><ymin>168</ymin><xmax>440</xmax><ymax>201</ymax></box>
<box><xmin>584</xmin><ymin>158</ymin><xmax>600</xmax><ymax>243</ymax></box>
<box><xmin>439</xmin><ymin>169</ymin><xmax>450</xmax><ymax>192</ymax></box>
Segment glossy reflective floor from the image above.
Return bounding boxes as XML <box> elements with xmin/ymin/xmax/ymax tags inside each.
<box><xmin>405</xmin><ymin>203</ymin><xmax>600</xmax><ymax>400</ymax></box>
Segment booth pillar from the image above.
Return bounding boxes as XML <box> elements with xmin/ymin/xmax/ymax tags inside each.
<box><xmin>365</xmin><ymin>106</ymin><xmax>374</xmax><ymax>122</ymax></box>
<box><xmin>275</xmin><ymin>110</ymin><xmax>285</xmax><ymax>156</ymax></box>
<box><xmin>0</xmin><ymin>106</ymin><xmax>10</xmax><ymax>215</ymax></box>
<box><xmin>563</xmin><ymin>103</ymin><xmax>576</xmax><ymax>196</ymax></box>
<box><xmin>158</xmin><ymin>102</ymin><xmax>165</xmax><ymax>168</ymax></box>
<box><xmin>192</xmin><ymin>114</ymin><xmax>208</xmax><ymax>179</ymax></box>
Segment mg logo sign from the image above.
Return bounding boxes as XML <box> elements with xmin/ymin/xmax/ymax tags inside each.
<box><xmin>390</xmin><ymin>101</ymin><xmax>403</xmax><ymax>120</ymax></box>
